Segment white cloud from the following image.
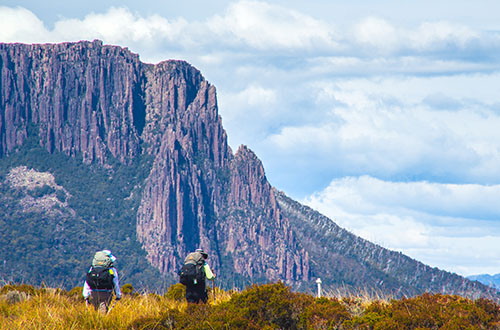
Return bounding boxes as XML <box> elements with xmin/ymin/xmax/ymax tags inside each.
<box><xmin>353</xmin><ymin>17</ymin><xmax>399</xmax><ymax>53</ymax></box>
<box><xmin>307</xmin><ymin>176</ymin><xmax>500</xmax><ymax>220</ymax></box>
<box><xmin>0</xmin><ymin>6</ymin><xmax>189</xmax><ymax>53</ymax></box>
<box><xmin>235</xmin><ymin>85</ymin><xmax>277</xmax><ymax>107</ymax></box>
<box><xmin>218</xmin><ymin>84</ymin><xmax>280</xmax><ymax>148</ymax></box>
<box><xmin>2</xmin><ymin>4</ymin><xmax>499</xmax><ymax>62</ymax></box>
<box><xmin>208</xmin><ymin>0</ymin><xmax>339</xmax><ymax>51</ymax></box>
<box><xmin>411</xmin><ymin>21</ymin><xmax>479</xmax><ymax>50</ymax></box>
<box><xmin>263</xmin><ymin>74</ymin><xmax>500</xmax><ymax>187</ymax></box>
<box><xmin>350</xmin><ymin>16</ymin><xmax>499</xmax><ymax>58</ymax></box>
<box><xmin>53</xmin><ymin>7</ymin><xmax>188</xmax><ymax>47</ymax></box>
<box><xmin>0</xmin><ymin>6</ymin><xmax>50</xmax><ymax>43</ymax></box>
<box><xmin>303</xmin><ymin>176</ymin><xmax>500</xmax><ymax>276</ymax></box>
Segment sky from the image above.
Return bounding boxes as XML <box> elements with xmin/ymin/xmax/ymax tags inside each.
<box><xmin>2</xmin><ymin>0</ymin><xmax>500</xmax><ymax>277</ymax></box>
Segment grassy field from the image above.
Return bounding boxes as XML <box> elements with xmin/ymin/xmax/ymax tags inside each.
<box><xmin>1</xmin><ymin>282</ymin><xmax>500</xmax><ymax>329</ymax></box>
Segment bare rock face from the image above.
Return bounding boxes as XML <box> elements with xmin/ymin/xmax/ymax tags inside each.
<box><xmin>221</xmin><ymin>145</ymin><xmax>309</xmax><ymax>282</ymax></box>
<box><xmin>134</xmin><ymin>60</ymin><xmax>308</xmax><ymax>284</ymax></box>
<box><xmin>0</xmin><ymin>40</ymin><xmax>142</xmax><ymax>164</ymax></box>
<box><xmin>136</xmin><ymin>61</ymin><xmax>228</xmax><ymax>274</ymax></box>
<box><xmin>5</xmin><ymin>165</ymin><xmax>72</xmax><ymax>216</ymax></box>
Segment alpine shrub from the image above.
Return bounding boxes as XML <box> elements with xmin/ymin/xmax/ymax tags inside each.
<box><xmin>299</xmin><ymin>297</ymin><xmax>351</xmax><ymax>329</ymax></box>
<box><xmin>220</xmin><ymin>282</ymin><xmax>308</xmax><ymax>329</ymax></box>
<box><xmin>122</xmin><ymin>283</ymin><xmax>135</xmax><ymax>295</ymax></box>
<box><xmin>0</xmin><ymin>284</ymin><xmax>36</xmax><ymax>296</ymax></box>
<box><xmin>165</xmin><ymin>283</ymin><xmax>185</xmax><ymax>302</ymax></box>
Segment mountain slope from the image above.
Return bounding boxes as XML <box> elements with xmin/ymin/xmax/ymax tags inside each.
<box><xmin>468</xmin><ymin>274</ymin><xmax>500</xmax><ymax>291</ymax></box>
<box><xmin>277</xmin><ymin>192</ymin><xmax>493</xmax><ymax>297</ymax></box>
<box><xmin>0</xmin><ymin>40</ymin><xmax>497</xmax><ymax>299</ymax></box>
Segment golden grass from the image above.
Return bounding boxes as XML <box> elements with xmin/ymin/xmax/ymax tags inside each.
<box><xmin>306</xmin><ymin>286</ymin><xmax>391</xmax><ymax>321</ymax></box>
<box><xmin>0</xmin><ymin>285</ymin><xmax>236</xmax><ymax>330</ymax></box>
<box><xmin>1</xmin><ymin>290</ymin><xmax>177</xmax><ymax>330</ymax></box>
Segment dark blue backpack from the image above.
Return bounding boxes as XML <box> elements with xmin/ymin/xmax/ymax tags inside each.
<box><xmin>179</xmin><ymin>253</ymin><xmax>205</xmax><ymax>286</ymax></box>
<box><xmin>86</xmin><ymin>266</ymin><xmax>114</xmax><ymax>290</ymax></box>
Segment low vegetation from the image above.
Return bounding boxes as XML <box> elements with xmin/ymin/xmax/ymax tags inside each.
<box><xmin>1</xmin><ymin>282</ymin><xmax>499</xmax><ymax>329</ymax></box>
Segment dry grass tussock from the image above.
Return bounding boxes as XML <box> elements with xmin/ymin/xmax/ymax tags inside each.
<box><xmin>324</xmin><ymin>287</ymin><xmax>393</xmax><ymax>318</ymax></box>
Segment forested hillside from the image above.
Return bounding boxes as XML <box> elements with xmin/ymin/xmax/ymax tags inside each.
<box><xmin>0</xmin><ymin>131</ymin><xmax>166</xmax><ymax>289</ymax></box>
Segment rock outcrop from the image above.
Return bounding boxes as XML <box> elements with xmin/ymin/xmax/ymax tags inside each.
<box><xmin>0</xmin><ymin>40</ymin><xmax>497</xmax><ymax>298</ymax></box>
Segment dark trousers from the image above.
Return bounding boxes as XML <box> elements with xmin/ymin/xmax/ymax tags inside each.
<box><xmin>185</xmin><ymin>283</ymin><xmax>208</xmax><ymax>303</ymax></box>
<box><xmin>90</xmin><ymin>290</ymin><xmax>113</xmax><ymax>314</ymax></box>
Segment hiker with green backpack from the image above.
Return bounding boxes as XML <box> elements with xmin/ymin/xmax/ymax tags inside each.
<box><xmin>82</xmin><ymin>250</ymin><xmax>122</xmax><ymax>314</ymax></box>
<box><xmin>179</xmin><ymin>249</ymin><xmax>216</xmax><ymax>303</ymax></box>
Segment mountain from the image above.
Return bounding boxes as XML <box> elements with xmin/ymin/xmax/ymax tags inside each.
<box><xmin>0</xmin><ymin>40</ymin><xmax>497</xmax><ymax>299</ymax></box>
<box><xmin>468</xmin><ymin>274</ymin><xmax>500</xmax><ymax>291</ymax></box>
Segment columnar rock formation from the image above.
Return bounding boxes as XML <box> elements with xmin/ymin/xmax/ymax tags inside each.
<box><xmin>0</xmin><ymin>40</ymin><xmax>141</xmax><ymax>163</ymax></box>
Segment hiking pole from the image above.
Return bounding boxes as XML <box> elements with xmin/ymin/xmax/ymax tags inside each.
<box><xmin>107</xmin><ymin>299</ymin><xmax>118</xmax><ymax>315</ymax></box>
<box><xmin>212</xmin><ymin>279</ymin><xmax>216</xmax><ymax>303</ymax></box>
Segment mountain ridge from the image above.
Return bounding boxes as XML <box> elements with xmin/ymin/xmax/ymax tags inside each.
<box><xmin>0</xmin><ymin>40</ymin><xmax>497</xmax><ymax>299</ymax></box>
<box><xmin>468</xmin><ymin>274</ymin><xmax>500</xmax><ymax>291</ymax></box>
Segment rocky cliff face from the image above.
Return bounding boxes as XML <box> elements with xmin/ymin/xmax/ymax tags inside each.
<box><xmin>219</xmin><ymin>145</ymin><xmax>309</xmax><ymax>283</ymax></box>
<box><xmin>0</xmin><ymin>40</ymin><xmax>142</xmax><ymax>164</ymax></box>
<box><xmin>0</xmin><ymin>40</ymin><xmax>496</xmax><ymax>297</ymax></box>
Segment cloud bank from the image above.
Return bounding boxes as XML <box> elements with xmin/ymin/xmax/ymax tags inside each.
<box><xmin>303</xmin><ymin>176</ymin><xmax>500</xmax><ymax>276</ymax></box>
<box><xmin>3</xmin><ymin>2</ymin><xmax>500</xmax><ymax>59</ymax></box>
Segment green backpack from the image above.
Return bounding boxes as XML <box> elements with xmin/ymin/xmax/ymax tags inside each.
<box><xmin>92</xmin><ymin>251</ymin><xmax>113</xmax><ymax>268</ymax></box>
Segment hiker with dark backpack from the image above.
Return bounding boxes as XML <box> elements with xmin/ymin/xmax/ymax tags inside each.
<box><xmin>82</xmin><ymin>250</ymin><xmax>122</xmax><ymax>314</ymax></box>
<box><xmin>179</xmin><ymin>249</ymin><xmax>215</xmax><ymax>303</ymax></box>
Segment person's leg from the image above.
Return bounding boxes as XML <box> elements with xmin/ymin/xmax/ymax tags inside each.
<box><xmin>201</xmin><ymin>281</ymin><xmax>209</xmax><ymax>303</ymax></box>
<box><xmin>98</xmin><ymin>300</ymin><xmax>107</xmax><ymax>314</ymax></box>
<box><xmin>91</xmin><ymin>291</ymin><xmax>113</xmax><ymax>314</ymax></box>
<box><xmin>201</xmin><ymin>289</ymin><xmax>208</xmax><ymax>303</ymax></box>
<box><xmin>99</xmin><ymin>291</ymin><xmax>113</xmax><ymax>314</ymax></box>
<box><xmin>185</xmin><ymin>286</ymin><xmax>199</xmax><ymax>303</ymax></box>
<box><xmin>90</xmin><ymin>291</ymin><xmax>100</xmax><ymax>311</ymax></box>
<box><xmin>194</xmin><ymin>284</ymin><xmax>207</xmax><ymax>303</ymax></box>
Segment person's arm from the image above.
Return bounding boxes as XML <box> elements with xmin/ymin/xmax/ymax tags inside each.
<box><xmin>111</xmin><ymin>267</ymin><xmax>122</xmax><ymax>299</ymax></box>
<box><xmin>82</xmin><ymin>280</ymin><xmax>91</xmax><ymax>300</ymax></box>
<box><xmin>203</xmin><ymin>263</ymin><xmax>215</xmax><ymax>280</ymax></box>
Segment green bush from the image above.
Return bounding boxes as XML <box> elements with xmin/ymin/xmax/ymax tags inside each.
<box><xmin>165</xmin><ymin>283</ymin><xmax>185</xmax><ymax>302</ymax></box>
<box><xmin>348</xmin><ymin>293</ymin><xmax>500</xmax><ymax>329</ymax></box>
<box><xmin>225</xmin><ymin>282</ymin><xmax>307</xmax><ymax>329</ymax></box>
<box><xmin>149</xmin><ymin>283</ymin><xmax>500</xmax><ymax>329</ymax></box>
<box><xmin>0</xmin><ymin>284</ymin><xmax>37</xmax><ymax>296</ymax></box>
<box><xmin>122</xmin><ymin>283</ymin><xmax>134</xmax><ymax>295</ymax></box>
<box><xmin>299</xmin><ymin>297</ymin><xmax>351</xmax><ymax>329</ymax></box>
<box><xmin>65</xmin><ymin>286</ymin><xmax>83</xmax><ymax>300</ymax></box>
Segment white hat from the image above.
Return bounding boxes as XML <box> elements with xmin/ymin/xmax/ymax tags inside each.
<box><xmin>102</xmin><ymin>250</ymin><xmax>117</xmax><ymax>263</ymax></box>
